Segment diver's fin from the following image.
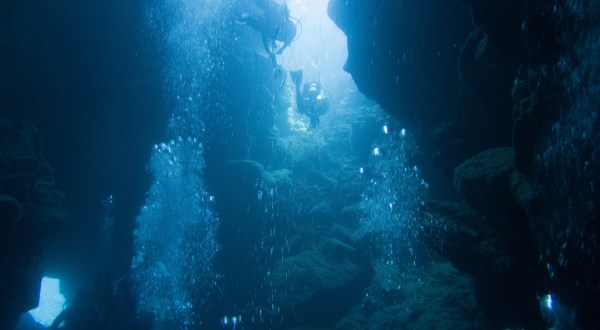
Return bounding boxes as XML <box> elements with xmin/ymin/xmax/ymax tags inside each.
<box><xmin>290</xmin><ymin>69</ymin><xmax>303</xmax><ymax>86</ymax></box>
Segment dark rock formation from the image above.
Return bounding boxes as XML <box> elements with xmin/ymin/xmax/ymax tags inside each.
<box><xmin>453</xmin><ymin>147</ymin><xmax>515</xmax><ymax>215</ymax></box>
<box><xmin>328</xmin><ymin>0</ymin><xmax>516</xmax><ymax>179</ymax></box>
<box><xmin>422</xmin><ymin>200</ymin><xmax>542</xmax><ymax>328</ymax></box>
<box><xmin>328</xmin><ymin>0</ymin><xmax>583</xmax><ymax>328</ymax></box>
<box><xmin>328</xmin><ymin>0</ymin><xmax>473</xmax><ymax>129</ymax></box>
<box><xmin>455</xmin><ymin>0</ymin><xmax>527</xmax><ymax>67</ymax></box>
<box><xmin>518</xmin><ymin>3</ymin><xmax>600</xmax><ymax>327</ymax></box>
<box><xmin>421</xmin><ymin>201</ymin><xmax>483</xmax><ymax>276</ymax></box>
<box><xmin>459</xmin><ymin>1</ymin><xmax>600</xmax><ymax>327</ymax></box>
<box><xmin>1</xmin><ymin>0</ymin><xmax>167</xmax><ymax>282</ymax></box>
<box><xmin>336</xmin><ymin>262</ymin><xmax>483</xmax><ymax>330</ymax></box>
<box><xmin>0</xmin><ymin>119</ymin><xmax>66</xmax><ymax>330</ymax></box>
<box><xmin>271</xmin><ymin>248</ymin><xmax>369</xmax><ymax>327</ymax></box>
<box><xmin>308</xmin><ymin>201</ymin><xmax>337</xmax><ymax>225</ymax></box>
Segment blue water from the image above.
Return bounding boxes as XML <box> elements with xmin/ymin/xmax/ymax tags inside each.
<box><xmin>128</xmin><ymin>1</ymin><xmax>432</xmax><ymax>328</ymax></box>
<box><xmin>7</xmin><ymin>0</ymin><xmax>598</xmax><ymax>329</ymax></box>
<box><xmin>131</xmin><ymin>1</ymin><xmax>227</xmax><ymax>328</ymax></box>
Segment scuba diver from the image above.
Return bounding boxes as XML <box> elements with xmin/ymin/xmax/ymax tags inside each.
<box><xmin>237</xmin><ymin>0</ymin><xmax>297</xmax><ymax>65</ymax></box>
<box><xmin>50</xmin><ymin>274</ymin><xmax>113</xmax><ymax>330</ymax></box>
<box><xmin>49</xmin><ymin>289</ymin><xmax>103</xmax><ymax>330</ymax></box>
<box><xmin>290</xmin><ymin>69</ymin><xmax>329</xmax><ymax>130</ymax></box>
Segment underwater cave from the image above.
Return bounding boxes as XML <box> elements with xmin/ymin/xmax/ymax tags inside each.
<box><xmin>2</xmin><ymin>0</ymin><xmax>599</xmax><ymax>329</ymax></box>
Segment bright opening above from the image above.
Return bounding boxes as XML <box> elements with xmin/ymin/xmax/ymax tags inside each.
<box><xmin>279</xmin><ymin>0</ymin><xmax>350</xmax><ymax>95</ymax></box>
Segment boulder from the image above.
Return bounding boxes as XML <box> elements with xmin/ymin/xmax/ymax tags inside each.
<box><xmin>453</xmin><ymin>147</ymin><xmax>515</xmax><ymax>216</ymax></box>
<box><xmin>421</xmin><ymin>200</ymin><xmax>543</xmax><ymax>328</ymax></box>
<box><xmin>319</xmin><ymin>237</ymin><xmax>357</xmax><ymax>261</ymax></box>
<box><xmin>335</xmin><ymin>262</ymin><xmax>483</xmax><ymax>330</ymax></box>
<box><xmin>271</xmin><ymin>249</ymin><xmax>369</xmax><ymax>327</ymax></box>
<box><xmin>421</xmin><ymin>201</ymin><xmax>483</xmax><ymax>275</ymax></box>
<box><xmin>308</xmin><ymin>201</ymin><xmax>336</xmax><ymax>225</ymax></box>
<box><xmin>340</xmin><ymin>204</ymin><xmax>360</xmax><ymax>225</ymax></box>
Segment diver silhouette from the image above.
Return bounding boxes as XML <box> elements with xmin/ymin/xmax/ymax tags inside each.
<box><xmin>290</xmin><ymin>69</ymin><xmax>329</xmax><ymax>130</ymax></box>
<box><xmin>50</xmin><ymin>274</ymin><xmax>113</xmax><ymax>330</ymax></box>
<box><xmin>237</xmin><ymin>0</ymin><xmax>297</xmax><ymax>65</ymax></box>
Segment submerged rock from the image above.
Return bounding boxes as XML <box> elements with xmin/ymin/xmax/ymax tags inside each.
<box><xmin>422</xmin><ymin>200</ymin><xmax>542</xmax><ymax>328</ymax></box>
<box><xmin>271</xmin><ymin>248</ymin><xmax>369</xmax><ymax>327</ymax></box>
<box><xmin>336</xmin><ymin>262</ymin><xmax>483</xmax><ymax>330</ymax></box>
<box><xmin>328</xmin><ymin>0</ymin><xmax>473</xmax><ymax>125</ymax></box>
<box><xmin>453</xmin><ymin>147</ymin><xmax>515</xmax><ymax>215</ymax></box>
<box><xmin>0</xmin><ymin>119</ymin><xmax>66</xmax><ymax>330</ymax></box>
<box><xmin>339</xmin><ymin>203</ymin><xmax>360</xmax><ymax>225</ymax></box>
<box><xmin>421</xmin><ymin>201</ymin><xmax>483</xmax><ymax>274</ymax></box>
<box><xmin>308</xmin><ymin>201</ymin><xmax>336</xmax><ymax>225</ymax></box>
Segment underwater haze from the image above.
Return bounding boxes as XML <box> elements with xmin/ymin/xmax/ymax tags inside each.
<box><xmin>2</xmin><ymin>0</ymin><xmax>599</xmax><ymax>330</ymax></box>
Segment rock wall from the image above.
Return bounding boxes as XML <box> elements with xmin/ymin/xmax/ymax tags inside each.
<box><xmin>0</xmin><ymin>119</ymin><xmax>66</xmax><ymax>329</ymax></box>
<box><xmin>1</xmin><ymin>1</ymin><xmax>165</xmax><ymax>327</ymax></box>
<box><xmin>327</xmin><ymin>0</ymin><xmax>473</xmax><ymax>129</ymax></box>
<box><xmin>329</xmin><ymin>0</ymin><xmax>600</xmax><ymax>328</ymax></box>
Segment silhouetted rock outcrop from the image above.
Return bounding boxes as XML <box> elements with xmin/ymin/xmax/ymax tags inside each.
<box><xmin>0</xmin><ymin>119</ymin><xmax>66</xmax><ymax>330</ymax></box>
<box><xmin>271</xmin><ymin>248</ymin><xmax>369</xmax><ymax>327</ymax></box>
<box><xmin>336</xmin><ymin>262</ymin><xmax>483</xmax><ymax>330</ymax></box>
<box><xmin>327</xmin><ymin>0</ymin><xmax>570</xmax><ymax>328</ymax></box>
<box><xmin>422</xmin><ymin>200</ymin><xmax>542</xmax><ymax>328</ymax></box>
<box><xmin>327</xmin><ymin>0</ymin><xmax>473</xmax><ymax>131</ymax></box>
<box><xmin>453</xmin><ymin>147</ymin><xmax>515</xmax><ymax>215</ymax></box>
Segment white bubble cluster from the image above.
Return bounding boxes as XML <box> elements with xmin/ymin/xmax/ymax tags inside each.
<box><xmin>133</xmin><ymin>0</ymin><xmax>228</xmax><ymax>327</ymax></box>
<box><xmin>132</xmin><ymin>137</ymin><xmax>218</xmax><ymax>329</ymax></box>
<box><xmin>221</xmin><ymin>314</ymin><xmax>242</xmax><ymax>329</ymax></box>
<box><xmin>358</xmin><ymin>125</ymin><xmax>428</xmax><ymax>284</ymax></box>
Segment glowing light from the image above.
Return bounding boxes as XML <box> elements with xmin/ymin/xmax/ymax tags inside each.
<box><xmin>221</xmin><ymin>314</ymin><xmax>242</xmax><ymax>329</ymax></box>
<box><xmin>373</xmin><ymin>147</ymin><xmax>380</xmax><ymax>156</ymax></box>
<box><xmin>232</xmin><ymin>315</ymin><xmax>241</xmax><ymax>327</ymax></box>
<box><xmin>359</xmin><ymin>167</ymin><xmax>364</xmax><ymax>174</ymax></box>
<box><xmin>543</xmin><ymin>294</ymin><xmax>553</xmax><ymax>310</ymax></box>
<box><xmin>383</xmin><ymin>125</ymin><xmax>388</xmax><ymax>134</ymax></box>
<box><xmin>29</xmin><ymin>277</ymin><xmax>65</xmax><ymax>327</ymax></box>
<box><xmin>280</xmin><ymin>0</ymin><xmax>348</xmax><ymax>76</ymax></box>
<box><xmin>400</xmin><ymin>128</ymin><xmax>406</xmax><ymax>136</ymax></box>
